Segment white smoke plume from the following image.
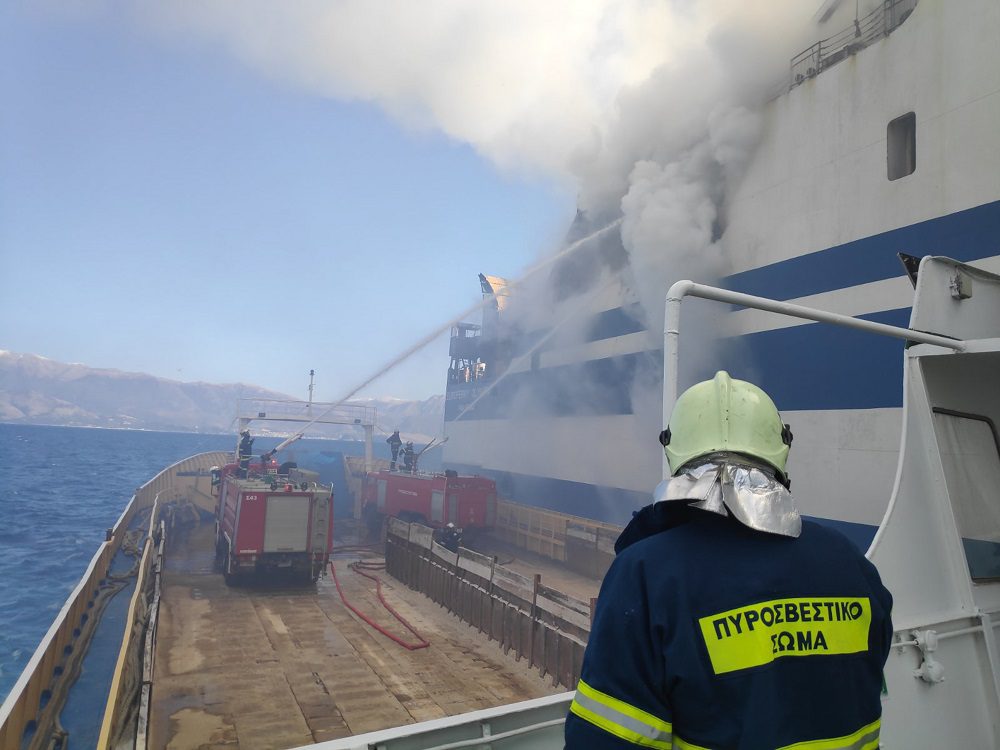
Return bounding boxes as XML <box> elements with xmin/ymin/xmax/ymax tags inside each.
<box><xmin>82</xmin><ymin>2</ymin><xmax>816</xmax><ymax>206</ymax></box>
<box><xmin>66</xmin><ymin>0</ymin><xmax>822</xmax><ymax>507</ymax></box>
<box><xmin>57</xmin><ymin>1</ymin><xmax>819</xmax><ymax>301</ymax></box>
<box><xmin>57</xmin><ymin>2</ymin><xmax>821</xmax><ymax>332</ymax></box>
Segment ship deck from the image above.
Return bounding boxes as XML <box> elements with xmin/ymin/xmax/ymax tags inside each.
<box><xmin>148</xmin><ymin>520</ymin><xmax>584</xmax><ymax>750</ymax></box>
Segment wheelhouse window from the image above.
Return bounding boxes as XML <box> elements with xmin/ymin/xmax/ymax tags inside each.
<box><xmin>887</xmin><ymin>112</ymin><xmax>916</xmax><ymax>180</ymax></box>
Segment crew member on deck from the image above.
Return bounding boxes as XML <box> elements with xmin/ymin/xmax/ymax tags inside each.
<box><xmin>442</xmin><ymin>523</ymin><xmax>462</xmax><ymax>553</ymax></box>
<box><xmin>238</xmin><ymin>429</ymin><xmax>254</xmax><ymax>478</ymax></box>
<box><xmin>402</xmin><ymin>442</ymin><xmax>416</xmax><ymax>473</ymax></box>
<box><xmin>387</xmin><ymin>430</ymin><xmax>403</xmax><ymax>470</ymax></box>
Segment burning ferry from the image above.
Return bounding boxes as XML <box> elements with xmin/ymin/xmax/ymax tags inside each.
<box><xmin>442</xmin><ymin>0</ymin><xmax>1000</xmax><ymax>551</ymax></box>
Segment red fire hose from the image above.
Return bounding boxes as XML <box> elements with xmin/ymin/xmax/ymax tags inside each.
<box><xmin>328</xmin><ymin>561</ymin><xmax>430</xmax><ymax>650</ymax></box>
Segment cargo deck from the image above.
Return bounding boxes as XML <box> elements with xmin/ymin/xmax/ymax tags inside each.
<box><xmin>149</xmin><ymin>520</ymin><xmax>574</xmax><ymax>749</ymax></box>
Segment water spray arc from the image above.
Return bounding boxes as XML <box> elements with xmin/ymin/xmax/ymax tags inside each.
<box><xmin>451</xmin><ymin>274</ymin><xmax>620</xmax><ymax>423</ymax></box>
<box><xmin>270</xmin><ymin>218</ymin><xmax>625</xmax><ymax>452</ymax></box>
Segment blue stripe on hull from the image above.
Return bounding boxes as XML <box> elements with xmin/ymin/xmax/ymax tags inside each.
<box><xmin>446</xmin><ymin>305</ymin><xmax>910</xmax><ymax>422</ymax></box>
<box><xmin>449</xmin><ymin>461</ymin><xmax>879</xmax><ymax>551</ymax></box>
<box><xmin>708</xmin><ymin>307</ymin><xmax>912</xmax><ymax>411</ymax></box>
<box><xmin>446</xmin><ymin>462</ymin><xmax>651</xmax><ymax>526</ymax></box>
<box><xmin>725</xmin><ymin>199</ymin><xmax>1000</xmax><ymax>301</ymax></box>
<box><xmin>445</xmin><ymin>350</ymin><xmax>660</xmax><ymax>421</ymax></box>
<box><xmin>448</xmin><ymin>201</ymin><xmax>1000</xmax><ymax>420</ymax></box>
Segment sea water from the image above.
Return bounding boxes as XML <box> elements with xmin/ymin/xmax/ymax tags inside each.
<box><xmin>0</xmin><ymin>423</ymin><xmax>409</xmax><ymax>703</ymax></box>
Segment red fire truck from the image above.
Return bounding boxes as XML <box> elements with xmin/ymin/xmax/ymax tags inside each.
<box><xmin>213</xmin><ymin>462</ymin><xmax>334</xmax><ymax>583</ymax></box>
<box><xmin>361</xmin><ymin>470</ymin><xmax>497</xmax><ymax>534</ymax></box>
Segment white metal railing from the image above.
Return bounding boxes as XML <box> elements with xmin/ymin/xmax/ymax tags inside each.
<box><xmin>292</xmin><ymin>692</ymin><xmax>573</xmax><ymax>750</ymax></box>
<box><xmin>662</xmin><ymin>279</ymin><xmax>964</xmax><ymax>424</ymax></box>
<box><xmin>789</xmin><ymin>0</ymin><xmax>919</xmax><ymax>88</ymax></box>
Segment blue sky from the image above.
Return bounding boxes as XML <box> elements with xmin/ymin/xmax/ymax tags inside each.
<box><xmin>0</xmin><ymin>4</ymin><xmax>575</xmax><ymax>401</ymax></box>
<box><xmin>0</xmin><ymin>2</ymin><xmax>814</xmax><ymax>403</ymax></box>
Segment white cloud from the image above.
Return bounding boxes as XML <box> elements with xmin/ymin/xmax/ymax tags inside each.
<box><xmin>74</xmin><ymin>2</ymin><xmax>810</xmax><ymax>188</ymax></box>
<box><xmin>68</xmin><ymin>0</ymin><xmax>817</xmax><ymax>316</ymax></box>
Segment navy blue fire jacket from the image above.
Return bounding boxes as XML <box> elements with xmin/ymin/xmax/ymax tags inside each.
<box><xmin>565</xmin><ymin>503</ymin><xmax>893</xmax><ymax>750</ymax></box>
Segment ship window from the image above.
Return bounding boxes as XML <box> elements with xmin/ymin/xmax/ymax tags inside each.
<box><xmin>932</xmin><ymin>409</ymin><xmax>1000</xmax><ymax>581</ymax></box>
<box><xmin>887</xmin><ymin>112</ymin><xmax>916</xmax><ymax>180</ymax></box>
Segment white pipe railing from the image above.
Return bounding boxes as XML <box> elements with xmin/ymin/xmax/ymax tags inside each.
<box><xmin>662</xmin><ymin>280</ymin><xmax>966</xmax><ymax>444</ymax></box>
<box><xmin>295</xmin><ymin>692</ymin><xmax>574</xmax><ymax>750</ymax></box>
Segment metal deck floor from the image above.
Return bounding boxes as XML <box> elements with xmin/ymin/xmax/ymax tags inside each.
<box><xmin>149</xmin><ymin>523</ymin><xmax>558</xmax><ymax>750</ymax></box>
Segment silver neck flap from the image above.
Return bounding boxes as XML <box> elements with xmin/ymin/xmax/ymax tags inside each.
<box><xmin>652</xmin><ymin>458</ymin><xmax>801</xmax><ymax>538</ymax></box>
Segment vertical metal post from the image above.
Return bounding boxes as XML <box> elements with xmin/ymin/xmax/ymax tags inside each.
<box><xmin>663</xmin><ymin>281</ymin><xmax>692</xmax><ymax>481</ymax></box>
<box><xmin>592</xmin><ymin>527</ymin><xmax>600</xmax><ymax>578</ymax></box>
<box><xmin>363</xmin><ymin>424</ymin><xmax>374</xmax><ymax>473</ymax></box>
<box><xmin>529</xmin><ymin>573</ymin><xmax>541</xmax><ymax>666</ymax></box>
<box><xmin>488</xmin><ymin>555</ymin><xmax>497</xmax><ymax>641</ymax></box>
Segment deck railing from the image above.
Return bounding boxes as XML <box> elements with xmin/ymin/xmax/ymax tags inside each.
<box><xmin>385</xmin><ymin>518</ymin><xmax>592</xmax><ymax>689</ymax></box>
<box><xmin>96</xmin><ymin>451</ymin><xmax>228</xmax><ymax>749</ymax></box>
<box><xmin>789</xmin><ymin>0</ymin><xmax>918</xmax><ymax>89</ymax></box>
<box><xmin>0</xmin><ymin>451</ymin><xmax>229</xmax><ymax>750</ymax></box>
<box><xmin>493</xmin><ymin>499</ymin><xmax>622</xmax><ymax>580</ymax></box>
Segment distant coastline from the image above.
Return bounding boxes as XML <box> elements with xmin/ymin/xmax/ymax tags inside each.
<box><xmin>0</xmin><ymin>350</ymin><xmax>444</xmax><ymax>440</ymax></box>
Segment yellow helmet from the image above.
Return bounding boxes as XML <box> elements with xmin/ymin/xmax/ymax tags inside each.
<box><xmin>660</xmin><ymin>371</ymin><xmax>792</xmax><ymax>479</ymax></box>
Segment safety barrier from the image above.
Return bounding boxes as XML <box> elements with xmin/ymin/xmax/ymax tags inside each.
<box><xmin>96</xmin><ymin>451</ymin><xmax>228</xmax><ymax>749</ymax></box>
<box><xmin>135</xmin><ymin>523</ymin><xmax>165</xmax><ymax>750</ymax></box>
<box><xmin>493</xmin><ymin>500</ymin><xmax>621</xmax><ymax>580</ymax></box>
<box><xmin>0</xmin><ymin>451</ymin><xmax>229</xmax><ymax>750</ymax></box>
<box><xmin>0</xmin><ymin>538</ymin><xmax>115</xmax><ymax>750</ymax></box>
<box><xmin>385</xmin><ymin>518</ymin><xmax>591</xmax><ymax>689</ymax></box>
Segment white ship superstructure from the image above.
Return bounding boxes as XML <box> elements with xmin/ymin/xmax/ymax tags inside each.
<box><xmin>443</xmin><ymin>0</ymin><xmax>1000</xmax><ymax>546</ymax></box>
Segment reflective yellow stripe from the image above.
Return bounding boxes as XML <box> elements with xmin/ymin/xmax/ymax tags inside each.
<box><xmin>569</xmin><ymin>679</ymin><xmax>673</xmax><ymax>748</ymax></box>
<box><xmin>570</xmin><ymin>681</ymin><xmax>879</xmax><ymax>750</ymax></box>
<box><xmin>777</xmin><ymin>719</ymin><xmax>881</xmax><ymax>750</ymax></box>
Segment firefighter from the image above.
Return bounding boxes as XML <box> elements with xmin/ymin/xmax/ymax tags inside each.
<box><xmin>387</xmin><ymin>430</ymin><xmax>402</xmax><ymax>470</ymax></box>
<box><xmin>442</xmin><ymin>522</ymin><xmax>462</xmax><ymax>553</ymax></box>
<box><xmin>402</xmin><ymin>442</ymin><xmax>416</xmax><ymax>473</ymax></box>
<box><xmin>565</xmin><ymin>371</ymin><xmax>893</xmax><ymax>750</ymax></box>
<box><xmin>237</xmin><ymin>429</ymin><xmax>253</xmax><ymax>478</ymax></box>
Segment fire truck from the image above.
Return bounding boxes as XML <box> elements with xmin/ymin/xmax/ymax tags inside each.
<box><xmin>361</xmin><ymin>470</ymin><xmax>497</xmax><ymax>535</ymax></box>
<box><xmin>212</xmin><ymin>460</ymin><xmax>334</xmax><ymax>583</ymax></box>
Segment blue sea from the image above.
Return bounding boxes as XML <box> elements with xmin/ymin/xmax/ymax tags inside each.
<box><xmin>0</xmin><ymin>423</ymin><xmax>408</xmax><ymax>704</ymax></box>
